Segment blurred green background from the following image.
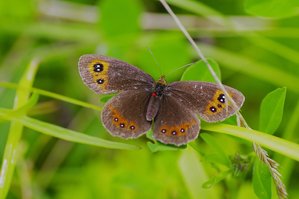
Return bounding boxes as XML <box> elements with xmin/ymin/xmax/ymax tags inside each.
<box><xmin>0</xmin><ymin>0</ymin><xmax>299</xmax><ymax>198</ymax></box>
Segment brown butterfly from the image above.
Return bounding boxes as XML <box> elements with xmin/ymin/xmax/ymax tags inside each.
<box><xmin>78</xmin><ymin>54</ymin><xmax>244</xmax><ymax>146</ymax></box>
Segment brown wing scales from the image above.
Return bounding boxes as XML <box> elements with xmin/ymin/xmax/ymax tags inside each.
<box><xmin>78</xmin><ymin>54</ymin><xmax>154</xmax><ymax>94</ymax></box>
<box><xmin>101</xmin><ymin>90</ymin><xmax>152</xmax><ymax>139</ymax></box>
<box><xmin>153</xmin><ymin>96</ymin><xmax>200</xmax><ymax>146</ymax></box>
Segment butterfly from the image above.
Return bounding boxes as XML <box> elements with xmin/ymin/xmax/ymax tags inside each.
<box><xmin>78</xmin><ymin>54</ymin><xmax>245</xmax><ymax>146</ymax></box>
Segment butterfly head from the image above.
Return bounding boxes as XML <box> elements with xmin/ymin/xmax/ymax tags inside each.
<box><xmin>152</xmin><ymin>76</ymin><xmax>167</xmax><ymax>97</ymax></box>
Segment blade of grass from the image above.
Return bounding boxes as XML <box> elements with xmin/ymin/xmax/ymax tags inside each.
<box><xmin>0</xmin><ymin>109</ymin><xmax>140</xmax><ymax>150</ymax></box>
<box><xmin>203</xmin><ymin>124</ymin><xmax>299</xmax><ymax>162</ymax></box>
<box><xmin>0</xmin><ymin>82</ymin><xmax>102</xmax><ymax>111</ymax></box>
<box><xmin>0</xmin><ymin>58</ymin><xmax>39</xmax><ymax>199</ymax></box>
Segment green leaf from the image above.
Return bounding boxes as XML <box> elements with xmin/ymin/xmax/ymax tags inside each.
<box><xmin>179</xmin><ymin>147</ymin><xmax>219</xmax><ymax>199</ymax></box>
<box><xmin>252</xmin><ymin>159</ymin><xmax>272</xmax><ymax>199</ymax></box>
<box><xmin>0</xmin><ymin>108</ymin><xmax>140</xmax><ymax>151</ymax></box>
<box><xmin>147</xmin><ymin>142</ymin><xmax>181</xmax><ymax>153</ymax></box>
<box><xmin>146</xmin><ymin>131</ymin><xmax>185</xmax><ymax>152</ymax></box>
<box><xmin>99</xmin><ymin>0</ymin><xmax>142</xmax><ymax>38</ymax></box>
<box><xmin>136</xmin><ymin>33</ymin><xmax>192</xmax><ymax>82</ymax></box>
<box><xmin>202</xmin><ymin>170</ymin><xmax>231</xmax><ymax>189</ymax></box>
<box><xmin>259</xmin><ymin>87</ymin><xmax>286</xmax><ymax>134</ymax></box>
<box><xmin>181</xmin><ymin>58</ymin><xmax>221</xmax><ymax>82</ymax></box>
<box><xmin>200</xmin><ymin>133</ymin><xmax>231</xmax><ymax>168</ymax></box>
<box><xmin>244</xmin><ymin>0</ymin><xmax>299</xmax><ymax>18</ymax></box>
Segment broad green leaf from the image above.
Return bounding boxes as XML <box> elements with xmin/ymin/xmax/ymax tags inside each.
<box><xmin>252</xmin><ymin>159</ymin><xmax>272</xmax><ymax>199</ymax></box>
<box><xmin>181</xmin><ymin>59</ymin><xmax>221</xmax><ymax>82</ymax></box>
<box><xmin>99</xmin><ymin>0</ymin><xmax>142</xmax><ymax>38</ymax></box>
<box><xmin>0</xmin><ymin>108</ymin><xmax>139</xmax><ymax>151</ymax></box>
<box><xmin>245</xmin><ymin>0</ymin><xmax>299</xmax><ymax>18</ymax></box>
<box><xmin>200</xmin><ymin>133</ymin><xmax>231</xmax><ymax>168</ymax></box>
<box><xmin>259</xmin><ymin>87</ymin><xmax>286</xmax><ymax>134</ymax></box>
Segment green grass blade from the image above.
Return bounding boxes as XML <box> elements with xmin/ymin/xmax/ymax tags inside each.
<box><xmin>0</xmin><ymin>58</ymin><xmax>39</xmax><ymax>199</ymax></box>
<box><xmin>0</xmin><ymin>82</ymin><xmax>102</xmax><ymax>111</ymax></box>
<box><xmin>0</xmin><ymin>109</ymin><xmax>139</xmax><ymax>150</ymax></box>
<box><xmin>203</xmin><ymin>124</ymin><xmax>299</xmax><ymax>162</ymax></box>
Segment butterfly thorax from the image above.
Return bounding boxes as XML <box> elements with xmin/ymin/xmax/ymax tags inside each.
<box><xmin>151</xmin><ymin>76</ymin><xmax>167</xmax><ymax>97</ymax></box>
<box><xmin>146</xmin><ymin>76</ymin><xmax>167</xmax><ymax>121</ymax></box>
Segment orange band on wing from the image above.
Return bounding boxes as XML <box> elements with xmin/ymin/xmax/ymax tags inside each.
<box><xmin>158</xmin><ymin>120</ymin><xmax>197</xmax><ymax>137</ymax></box>
<box><xmin>109</xmin><ymin>105</ymin><xmax>139</xmax><ymax>132</ymax></box>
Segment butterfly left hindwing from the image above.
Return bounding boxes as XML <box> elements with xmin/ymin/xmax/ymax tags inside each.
<box><xmin>101</xmin><ymin>90</ymin><xmax>152</xmax><ymax>139</ymax></box>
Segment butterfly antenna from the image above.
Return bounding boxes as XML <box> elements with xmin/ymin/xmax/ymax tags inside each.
<box><xmin>167</xmin><ymin>61</ymin><xmax>198</xmax><ymax>76</ymax></box>
<box><xmin>148</xmin><ymin>48</ymin><xmax>163</xmax><ymax>76</ymax></box>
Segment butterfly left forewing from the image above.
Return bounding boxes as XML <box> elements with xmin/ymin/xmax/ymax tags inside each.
<box><xmin>78</xmin><ymin>54</ymin><xmax>154</xmax><ymax>94</ymax></box>
<box><xmin>167</xmin><ymin>81</ymin><xmax>244</xmax><ymax>122</ymax></box>
<box><xmin>153</xmin><ymin>96</ymin><xmax>200</xmax><ymax>146</ymax></box>
<box><xmin>101</xmin><ymin>90</ymin><xmax>152</xmax><ymax>139</ymax></box>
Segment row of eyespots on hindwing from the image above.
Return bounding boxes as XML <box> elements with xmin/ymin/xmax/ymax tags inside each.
<box><xmin>109</xmin><ymin>106</ymin><xmax>138</xmax><ymax>132</ymax></box>
<box><xmin>159</xmin><ymin>120</ymin><xmax>197</xmax><ymax>136</ymax></box>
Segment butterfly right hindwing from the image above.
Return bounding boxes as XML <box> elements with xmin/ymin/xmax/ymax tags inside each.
<box><xmin>153</xmin><ymin>95</ymin><xmax>200</xmax><ymax>146</ymax></box>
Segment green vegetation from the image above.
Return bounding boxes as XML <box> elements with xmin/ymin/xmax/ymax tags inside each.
<box><xmin>0</xmin><ymin>0</ymin><xmax>299</xmax><ymax>198</ymax></box>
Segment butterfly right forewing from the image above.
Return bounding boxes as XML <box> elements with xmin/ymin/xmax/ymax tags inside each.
<box><xmin>166</xmin><ymin>81</ymin><xmax>245</xmax><ymax>122</ymax></box>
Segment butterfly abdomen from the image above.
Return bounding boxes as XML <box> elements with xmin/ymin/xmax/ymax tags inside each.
<box><xmin>146</xmin><ymin>96</ymin><xmax>161</xmax><ymax>121</ymax></box>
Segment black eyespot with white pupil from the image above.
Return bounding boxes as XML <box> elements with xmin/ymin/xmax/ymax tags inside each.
<box><xmin>114</xmin><ymin>118</ymin><xmax>118</xmax><ymax>122</ymax></box>
<box><xmin>130</xmin><ymin>125</ymin><xmax>135</xmax><ymax>130</ymax></box>
<box><xmin>172</xmin><ymin>131</ymin><xmax>177</xmax><ymax>135</ymax></box>
<box><xmin>97</xmin><ymin>79</ymin><xmax>104</xmax><ymax>84</ymax></box>
<box><xmin>93</xmin><ymin>63</ymin><xmax>103</xmax><ymax>72</ymax></box>
<box><xmin>120</xmin><ymin>123</ymin><xmax>125</xmax><ymax>128</ymax></box>
<box><xmin>161</xmin><ymin>129</ymin><xmax>166</xmax><ymax>133</ymax></box>
<box><xmin>218</xmin><ymin>94</ymin><xmax>225</xmax><ymax>103</ymax></box>
<box><xmin>210</xmin><ymin>106</ymin><xmax>217</xmax><ymax>113</ymax></box>
<box><xmin>180</xmin><ymin>128</ymin><xmax>185</xmax><ymax>133</ymax></box>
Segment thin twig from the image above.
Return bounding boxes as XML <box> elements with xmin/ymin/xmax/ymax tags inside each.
<box><xmin>159</xmin><ymin>0</ymin><xmax>287</xmax><ymax>198</ymax></box>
